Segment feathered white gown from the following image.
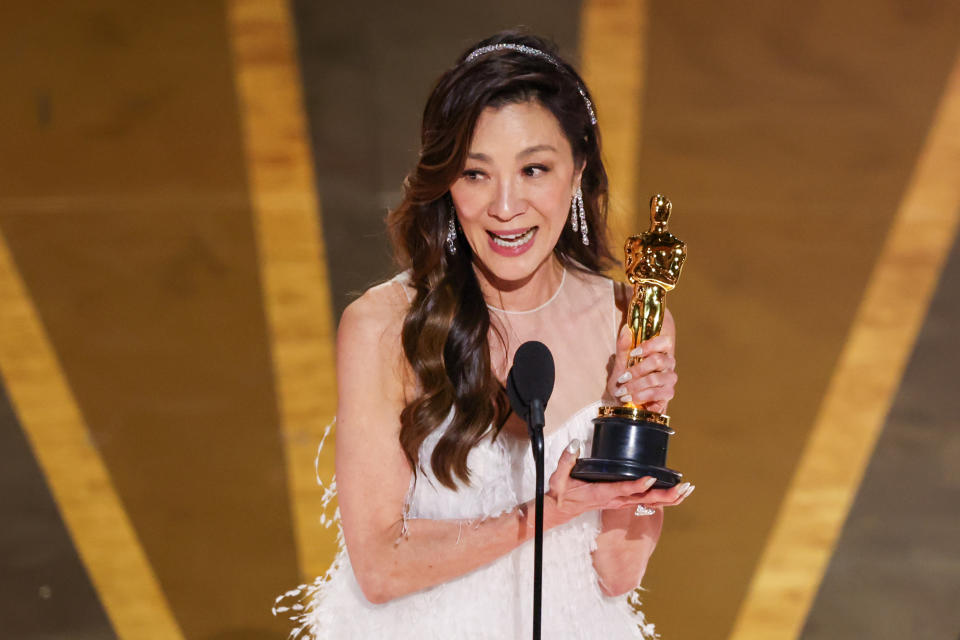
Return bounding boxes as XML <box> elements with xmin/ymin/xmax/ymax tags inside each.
<box><xmin>277</xmin><ymin>269</ymin><xmax>657</xmax><ymax>639</ymax></box>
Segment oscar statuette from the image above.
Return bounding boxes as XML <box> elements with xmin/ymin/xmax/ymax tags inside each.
<box><xmin>571</xmin><ymin>194</ymin><xmax>687</xmax><ymax>487</ymax></box>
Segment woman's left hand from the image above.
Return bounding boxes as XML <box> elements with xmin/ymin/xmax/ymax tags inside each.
<box><xmin>606</xmin><ymin>309</ymin><xmax>677</xmax><ymax>415</ymax></box>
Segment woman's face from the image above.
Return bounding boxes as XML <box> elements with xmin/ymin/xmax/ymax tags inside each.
<box><xmin>449</xmin><ymin>100</ymin><xmax>581</xmax><ymax>287</ymax></box>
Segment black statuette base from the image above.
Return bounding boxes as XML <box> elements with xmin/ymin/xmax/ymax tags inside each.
<box><xmin>571</xmin><ymin>413</ymin><xmax>681</xmax><ymax>488</ymax></box>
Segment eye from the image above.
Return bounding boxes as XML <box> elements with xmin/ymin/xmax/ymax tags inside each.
<box><xmin>522</xmin><ymin>164</ymin><xmax>549</xmax><ymax>177</ymax></box>
<box><xmin>461</xmin><ymin>169</ymin><xmax>486</xmax><ymax>181</ymax></box>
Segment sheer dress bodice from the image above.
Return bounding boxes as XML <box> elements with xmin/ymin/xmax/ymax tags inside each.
<box><xmin>277</xmin><ymin>268</ymin><xmax>656</xmax><ymax>639</ymax></box>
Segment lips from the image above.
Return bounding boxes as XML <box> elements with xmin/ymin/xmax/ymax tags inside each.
<box><xmin>486</xmin><ymin>227</ymin><xmax>538</xmax><ymax>257</ymax></box>
<box><xmin>488</xmin><ymin>227</ymin><xmax>535</xmax><ymax>247</ymax></box>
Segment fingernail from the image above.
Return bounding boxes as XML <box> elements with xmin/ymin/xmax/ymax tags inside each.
<box><xmin>643</xmin><ymin>477</ymin><xmax>657</xmax><ymax>490</ymax></box>
<box><xmin>566</xmin><ymin>438</ymin><xmax>581</xmax><ymax>455</ymax></box>
<box><xmin>617</xmin><ymin>371</ymin><xmax>632</xmax><ymax>384</ymax></box>
<box><xmin>614</xmin><ymin>385</ymin><xmax>629</xmax><ymax>397</ymax></box>
<box><xmin>621</xmin><ymin>395</ymin><xmax>632</xmax><ymax>404</ymax></box>
<box><xmin>677</xmin><ymin>482</ymin><xmax>690</xmax><ymax>494</ymax></box>
<box><xmin>685</xmin><ymin>485</ymin><xmax>696</xmax><ymax>497</ymax></box>
<box><xmin>629</xmin><ymin>346</ymin><xmax>643</xmax><ymax>358</ymax></box>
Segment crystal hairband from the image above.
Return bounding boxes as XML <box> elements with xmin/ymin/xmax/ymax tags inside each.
<box><xmin>464</xmin><ymin>44</ymin><xmax>598</xmax><ymax>126</ymax></box>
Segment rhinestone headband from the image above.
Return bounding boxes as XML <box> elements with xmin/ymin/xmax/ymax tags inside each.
<box><xmin>464</xmin><ymin>43</ymin><xmax>598</xmax><ymax>126</ymax></box>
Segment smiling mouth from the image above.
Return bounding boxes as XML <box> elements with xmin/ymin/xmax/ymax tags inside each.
<box><xmin>488</xmin><ymin>227</ymin><xmax>537</xmax><ymax>248</ymax></box>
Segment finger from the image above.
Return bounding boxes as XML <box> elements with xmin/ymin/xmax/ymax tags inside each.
<box><xmin>651</xmin><ymin>485</ymin><xmax>695</xmax><ymax>509</ymax></box>
<box><xmin>636</xmin><ymin>334</ymin><xmax>675</xmax><ymax>358</ymax></box>
<box><xmin>609</xmin><ymin>325</ymin><xmax>634</xmax><ymax>396</ymax></box>
<box><xmin>664</xmin><ymin>483</ymin><xmax>695</xmax><ymax>506</ymax></box>
<box><xmin>613</xmin><ymin>325</ymin><xmax>632</xmax><ymax>372</ymax></box>
<box><xmin>621</xmin><ymin>374</ymin><xmax>678</xmax><ymax>403</ymax></box>
<box><xmin>606</xmin><ymin>496</ymin><xmax>651</xmax><ymax>509</ymax></box>
<box><xmin>625</xmin><ymin>384</ymin><xmax>675</xmax><ymax>408</ymax></box>
<box><xmin>645</xmin><ymin>400</ymin><xmax>668</xmax><ymax>414</ymax></box>
<box><xmin>638</xmin><ymin>482</ymin><xmax>690</xmax><ymax>504</ymax></box>
<box><xmin>600</xmin><ymin>476</ymin><xmax>657</xmax><ymax>503</ymax></box>
<box><xmin>623</xmin><ymin>370</ymin><xmax>678</xmax><ymax>393</ymax></box>
<box><xmin>586</xmin><ymin>475</ymin><xmax>653</xmax><ymax>508</ymax></box>
<box><xmin>663</xmin><ymin>482</ymin><xmax>693</xmax><ymax>504</ymax></box>
<box><xmin>628</xmin><ymin>353</ymin><xmax>676</xmax><ymax>377</ymax></box>
<box><xmin>614</xmin><ymin>361</ymin><xmax>675</xmax><ymax>400</ymax></box>
<box><xmin>549</xmin><ymin>439</ymin><xmax>582</xmax><ymax>506</ymax></box>
<box><xmin>603</xmin><ymin>482</ymin><xmax>659</xmax><ymax>509</ymax></box>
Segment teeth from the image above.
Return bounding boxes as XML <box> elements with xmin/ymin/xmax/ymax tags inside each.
<box><xmin>491</xmin><ymin>228</ymin><xmax>535</xmax><ymax>248</ymax></box>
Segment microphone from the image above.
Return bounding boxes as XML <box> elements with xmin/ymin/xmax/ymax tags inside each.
<box><xmin>506</xmin><ymin>340</ymin><xmax>555</xmax><ymax>430</ymax></box>
<box><xmin>506</xmin><ymin>340</ymin><xmax>555</xmax><ymax>640</ymax></box>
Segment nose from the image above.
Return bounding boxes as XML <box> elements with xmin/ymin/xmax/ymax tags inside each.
<box><xmin>491</xmin><ymin>177</ymin><xmax>526</xmax><ymax>221</ymax></box>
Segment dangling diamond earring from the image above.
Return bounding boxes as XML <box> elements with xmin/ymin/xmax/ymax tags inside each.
<box><xmin>446</xmin><ymin>211</ymin><xmax>457</xmax><ymax>255</ymax></box>
<box><xmin>574</xmin><ymin>186</ymin><xmax>589</xmax><ymax>246</ymax></box>
<box><xmin>570</xmin><ymin>192</ymin><xmax>580</xmax><ymax>234</ymax></box>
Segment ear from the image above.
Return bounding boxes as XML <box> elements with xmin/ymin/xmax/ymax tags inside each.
<box><xmin>572</xmin><ymin>160</ymin><xmax>586</xmax><ymax>195</ymax></box>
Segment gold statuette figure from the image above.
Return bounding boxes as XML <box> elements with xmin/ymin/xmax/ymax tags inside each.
<box><xmin>624</xmin><ymin>194</ymin><xmax>687</xmax><ymax>368</ymax></box>
<box><xmin>571</xmin><ymin>194</ymin><xmax>687</xmax><ymax>486</ymax></box>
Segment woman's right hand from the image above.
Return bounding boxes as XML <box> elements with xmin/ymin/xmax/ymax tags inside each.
<box><xmin>545</xmin><ymin>439</ymin><xmax>690</xmax><ymax>526</ymax></box>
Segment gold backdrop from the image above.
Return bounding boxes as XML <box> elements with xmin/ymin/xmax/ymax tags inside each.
<box><xmin>1</xmin><ymin>1</ymin><xmax>958</xmax><ymax>638</ymax></box>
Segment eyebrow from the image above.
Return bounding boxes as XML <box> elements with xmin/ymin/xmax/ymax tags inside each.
<box><xmin>466</xmin><ymin>144</ymin><xmax>558</xmax><ymax>162</ymax></box>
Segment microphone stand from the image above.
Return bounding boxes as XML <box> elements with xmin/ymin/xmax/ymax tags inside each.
<box><xmin>527</xmin><ymin>398</ymin><xmax>546</xmax><ymax>640</ymax></box>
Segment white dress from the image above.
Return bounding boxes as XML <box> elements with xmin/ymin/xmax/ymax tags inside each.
<box><xmin>276</xmin><ymin>268</ymin><xmax>657</xmax><ymax>639</ymax></box>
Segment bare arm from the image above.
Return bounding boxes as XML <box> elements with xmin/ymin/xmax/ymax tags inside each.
<box><xmin>592</xmin><ymin>307</ymin><xmax>694</xmax><ymax>595</ymax></box>
<box><xmin>335</xmin><ymin>286</ymin><xmax>530</xmax><ymax>603</ymax></box>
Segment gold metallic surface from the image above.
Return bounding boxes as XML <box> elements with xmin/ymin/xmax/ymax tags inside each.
<box><xmin>600</xmin><ymin>194</ymin><xmax>686</xmax><ymax>421</ymax></box>
<box><xmin>597</xmin><ymin>405</ymin><xmax>672</xmax><ymax>428</ymax></box>
<box><xmin>624</xmin><ymin>195</ymin><xmax>687</xmax><ymax>369</ymax></box>
<box><xmin>625</xmin><ymin>194</ymin><xmax>686</xmax><ymax>364</ymax></box>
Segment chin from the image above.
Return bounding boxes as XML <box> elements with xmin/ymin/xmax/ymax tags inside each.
<box><xmin>475</xmin><ymin>251</ymin><xmax>553</xmax><ymax>287</ymax></box>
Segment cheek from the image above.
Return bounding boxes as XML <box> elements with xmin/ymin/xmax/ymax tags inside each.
<box><xmin>535</xmin><ymin>184</ymin><xmax>573</xmax><ymax>224</ymax></box>
<box><xmin>449</xmin><ymin>182</ymin><xmax>485</xmax><ymax>218</ymax></box>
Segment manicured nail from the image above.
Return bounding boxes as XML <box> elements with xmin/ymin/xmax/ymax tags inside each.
<box><xmin>617</xmin><ymin>371</ymin><xmax>632</xmax><ymax>384</ymax></box>
<box><xmin>684</xmin><ymin>485</ymin><xmax>696</xmax><ymax>498</ymax></box>
<box><xmin>614</xmin><ymin>385</ymin><xmax>630</xmax><ymax>397</ymax></box>
<box><xmin>643</xmin><ymin>477</ymin><xmax>657</xmax><ymax>490</ymax></box>
<box><xmin>566</xmin><ymin>438</ymin><xmax>581</xmax><ymax>455</ymax></box>
<box><xmin>621</xmin><ymin>395</ymin><xmax>632</xmax><ymax>404</ymax></box>
<box><xmin>629</xmin><ymin>346</ymin><xmax>643</xmax><ymax>359</ymax></box>
<box><xmin>676</xmin><ymin>482</ymin><xmax>690</xmax><ymax>494</ymax></box>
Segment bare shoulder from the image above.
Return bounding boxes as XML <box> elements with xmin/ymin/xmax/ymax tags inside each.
<box><xmin>338</xmin><ymin>277</ymin><xmax>413</xmax><ymax>398</ymax></box>
<box><xmin>340</xmin><ymin>279</ymin><xmax>409</xmax><ymax>343</ymax></box>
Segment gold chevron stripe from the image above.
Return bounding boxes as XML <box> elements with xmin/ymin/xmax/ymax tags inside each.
<box><xmin>0</xmin><ymin>232</ymin><xmax>184</xmax><ymax>638</ymax></box>
<box><xmin>226</xmin><ymin>0</ymin><xmax>339</xmax><ymax>580</ymax></box>
<box><xmin>580</xmin><ymin>0</ymin><xmax>648</xmax><ymax>251</ymax></box>
<box><xmin>729</xmin><ymin>50</ymin><xmax>960</xmax><ymax>640</ymax></box>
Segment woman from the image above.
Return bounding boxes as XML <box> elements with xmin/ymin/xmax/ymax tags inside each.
<box><xmin>278</xmin><ymin>31</ymin><xmax>693</xmax><ymax>639</ymax></box>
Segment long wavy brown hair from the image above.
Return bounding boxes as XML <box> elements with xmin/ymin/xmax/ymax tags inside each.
<box><xmin>387</xmin><ymin>30</ymin><xmax>615</xmax><ymax>489</ymax></box>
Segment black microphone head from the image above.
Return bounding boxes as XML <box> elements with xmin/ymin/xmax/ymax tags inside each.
<box><xmin>506</xmin><ymin>341</ymin><xmax>555</xmax><ymax>421</ymax></box>
<box><xmin>506</xmin><ymin>366</ymin><xmax>526</xmax><ymax>422</ymax></box>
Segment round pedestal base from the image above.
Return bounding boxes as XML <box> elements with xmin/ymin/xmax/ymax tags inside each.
<box><xmin>571</xmin><ymin>458</ymin><xmax>681</xmax><ymax>488</ymax></box>
<box><xmin>570</xmin><ymin>408</ymin><xmax>682</xmax><ymax>488</ymax></box>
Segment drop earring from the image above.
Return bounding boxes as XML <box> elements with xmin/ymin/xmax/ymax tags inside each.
<box><xmin>446</xmin><ymin>211</ymin><xmax>457</xmax><ymax>255</ymax></box>
<box><xmin>570</xmin><ymin>192</ymin><xmax>579</xmax><ymax>234</ymax></box>
<box><xmin>573</xmin><ymin>186</ymin><xmax>589</xmax><ymax>246</ymax></box>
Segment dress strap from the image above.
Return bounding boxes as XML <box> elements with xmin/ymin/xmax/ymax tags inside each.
<box><xmin>391</xmin><ymin>271</ymin><xmax>414</xmax><ymax>303</ymax></box>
